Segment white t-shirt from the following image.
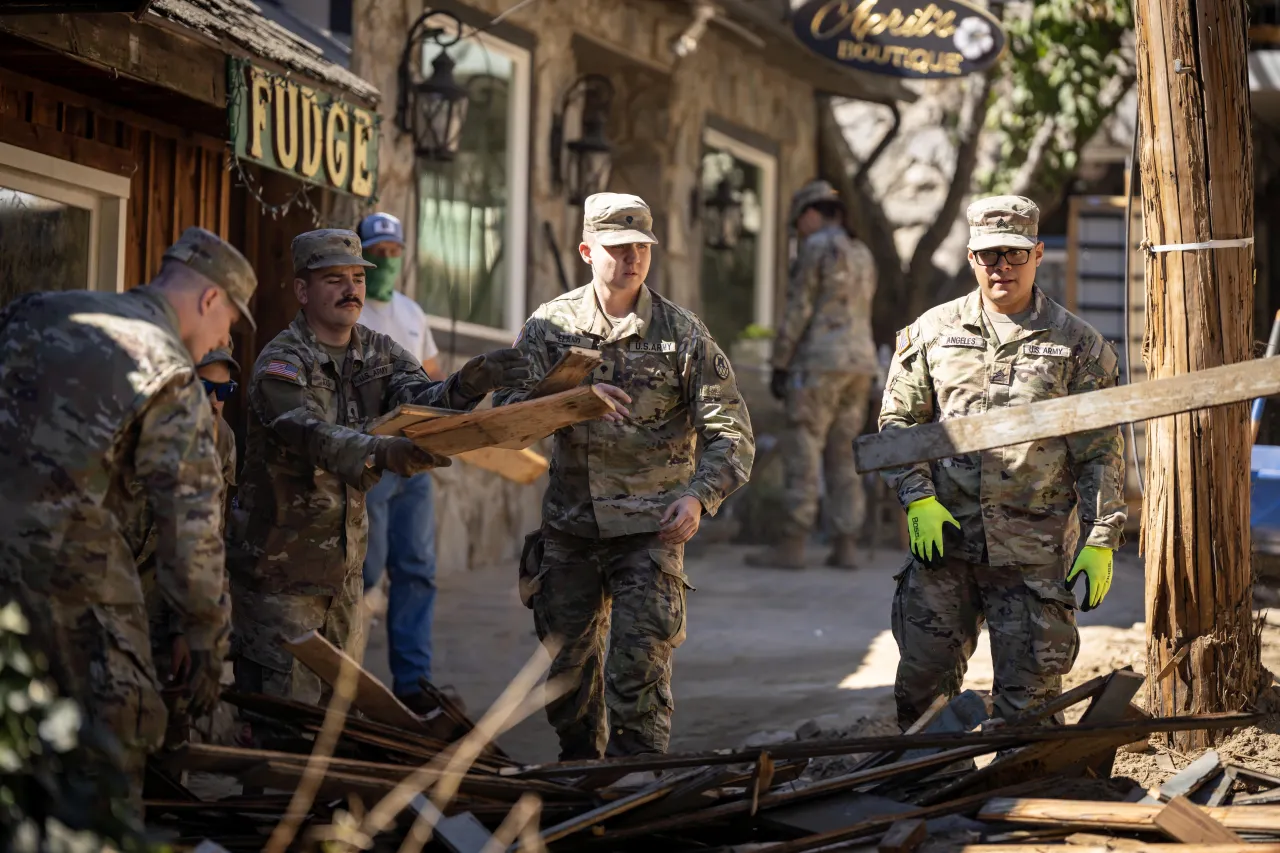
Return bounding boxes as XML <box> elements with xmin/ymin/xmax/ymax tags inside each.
<box><xmin>360</xmin><ymin>291</ymin><xmax>439</xmax><ymax>364</ymax></box>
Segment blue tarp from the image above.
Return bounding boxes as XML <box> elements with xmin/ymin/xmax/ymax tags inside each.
<box><xmin>1252</xmin><ymin>446</ymin><xmax>1280</xmax><ymax>552</ymax></box>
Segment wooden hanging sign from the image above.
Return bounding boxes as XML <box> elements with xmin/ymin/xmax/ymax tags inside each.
<box><xmin>227</xmin><ymin>58</ymin><xmax>379</xmax><ymax>198</ymax></box>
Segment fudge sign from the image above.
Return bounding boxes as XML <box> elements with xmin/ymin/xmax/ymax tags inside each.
<box><xmin>793</xmin><ymin>0</ymin><xmax>1006</xmax><ymax>79</ymax></box>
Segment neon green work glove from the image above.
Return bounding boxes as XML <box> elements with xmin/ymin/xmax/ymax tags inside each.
<box><xmin>906</xmin><ymin>497</ymin><xmax>960</xmax><ymax>565</ymax></box>
<box><xmin>1067</xmin><ymin>546</ymin><xmax>1113</xmax><ymax>611</ymax></box>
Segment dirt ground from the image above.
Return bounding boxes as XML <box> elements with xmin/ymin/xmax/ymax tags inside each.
<box><xmin>361</xmin><ymin>541</ymin><xmax>1280</xmax><ymax>773</ymax></box>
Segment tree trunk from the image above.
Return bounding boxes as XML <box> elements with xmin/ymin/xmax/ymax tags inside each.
<box><xmin>1135</xmin><ymin>0</ymin><xmax>1260</xmax><ymax>749</ymax></box>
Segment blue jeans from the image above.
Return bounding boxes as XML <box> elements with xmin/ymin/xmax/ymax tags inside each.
<box><xmin>363</xmin><ymin>470</ymin><xmax>437</xmax><ymax>695</ymax></box>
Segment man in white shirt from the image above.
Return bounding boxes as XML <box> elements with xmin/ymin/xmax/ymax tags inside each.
<box><xmin>357</xmin><ymin>212</ymin><xmax>445</xmax><ymax>711</ymax></box>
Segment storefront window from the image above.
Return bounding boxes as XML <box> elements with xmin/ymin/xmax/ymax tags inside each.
<box><xmin>698</xmin><ymin>127</ymin><xmax>778</xmax><ymax>348</ymax></box>
<box><xmin>418</xmin><ymin>34</ymin><xmax>530</xmax><ymax>333</ymax></box>
<box><xmin>0</xmin><ymin>187</ymin><xmax>90</xmax><ymax>307</ymax></box>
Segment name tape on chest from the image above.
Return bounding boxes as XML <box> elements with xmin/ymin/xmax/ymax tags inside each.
<box><xmin>353</xmin><ymin>363</ymin><xmax>395</xmax><ymax>385</ymax></box>
<box><xmin>629</xmin><ymin>340</ymin><xmax>676</xmax><ymax>353</ymax></box>
<box><xmin>940</xmin><ymin>334</ymin><xmax>985</xmax><ymax>350</ymax></box>
<box><xmin>1021</xmin><ymin>343</ymin><xmax>1072</xmax><ymax>358</ymax></box>
<box><xmin>554</xmin><ymin>332</ymin><xmax>598</xmax><ymax>349</ymax></box>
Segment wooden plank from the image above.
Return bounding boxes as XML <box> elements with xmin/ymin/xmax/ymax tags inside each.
<box><xmin>456</xmin><ymin>446</ymin><xmax>549</xmax><ymax>485</ymax></box>
<box><xmin>978</xmin><ymin>798</ymin><xmax>1280</xmax><ymax>833</ymax></box>
<box><xmin>960</xmin><ymin>847</ymin><xmax>1280</xmax><ymax>853</ymax></box>
<box><xmin>534</xmin><ymin>771</ymin><xmax>697</xmax><ymax>846</ymax></box>
<box><xmin>282</xmin><ymin>630</ymin><xmax>428</xmax><ymax>733</ymax></box>
<box><xmin>435</xmin><ymin>812</ymin><xmax>495</xmax><ymax>853</ymax></box>
<box><xmin>528</xmin><ymin>347</ymin><xmax>602</xmax><ymax>398</ymax></box>
<box><xmin>1140</xmin><ymin>750</ymin><xmax>1221</xmax><ymax>803</ymax></box>
<box><xmin>368</xmin><ymin>404</ymin><xmax>458</xmax><ymax>436</ymax></box>
<box><xmin>1152</xmin><ymin>796</ymin><xmax>1244</xmax><ymax>844</ymax></box>
<box><xmin>500</xmin><ymin>711</ymin><xmax>1260</xmax><ymax>778</ymax></box>
<box><xmin>0</xmin><ymin>13</ymin><xmax>227</xmax><ymax>108</ymax></box>
<box><xmin>390</xmin><ymin>386</ymin><xmax>617</xmax><ymax>456</ymax></box>
<box><xmin>1000</xmin><ymin>674</ymin><xmax>1110</xmax><ymax>728</ymax></box>
<box><xmin>0</xmin><ymin>117</ymin><xmax>135</xmax><ymax>176</ymax></box>
<box><xmin>879</xmin><ymin>819</ymin><xmax>927</xmax><ymax>853</ymax></box>
<box><xmin>852</xmin><ymin>356</ymin><xmax>1280</xmax><ymax>473</ymax></box>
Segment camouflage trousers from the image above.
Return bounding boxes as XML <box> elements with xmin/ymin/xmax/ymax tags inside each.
<box><xmin>781</xmin><ymin>371</ymin><xmax>874</xmax><ymax>536</ymax></box>
<box><xmin>530</xmin><ymin>528</ymin><xmax>689</xmax><ymax>760</ymax></box>
<box><xmin>231</xmin><ymin>570</ymin><xmax>363</xmax><ymax>705</ymax></box>
<box><xmin>21</xmin><ymin>596</ymin><xmax>167</xmax><ymax>811</ymax></box>
<box><xmin>891</xmin><ymin>554</ymin><xmax>1080</xmax><ymax>730</ymax></box>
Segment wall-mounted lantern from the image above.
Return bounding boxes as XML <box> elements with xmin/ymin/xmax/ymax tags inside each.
<box><xmin>551</xmin><ymin>74</ymin><xmax>615</xmax><ymax>206</ymax></box>
<box><xmin>703</xmin><ymin>177</ymin><xmax>745</xmax><ymax>250</ymax></box>
<box><xmin>397</xmin><ymin>10</ymin><xmax>469</xmax><ymax>161</ymax></box>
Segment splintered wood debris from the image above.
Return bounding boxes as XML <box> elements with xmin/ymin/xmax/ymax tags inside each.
<box><xmin>149</xmin><ymin>665</ymin><xmax>1278</xmax><ymax>852</ymax></box>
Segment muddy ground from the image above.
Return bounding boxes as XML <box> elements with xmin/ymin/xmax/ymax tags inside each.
<box><xmin>363</xmin><ymin>542</ymin><xmax>1280</xmax><ymax>772</ymax></box>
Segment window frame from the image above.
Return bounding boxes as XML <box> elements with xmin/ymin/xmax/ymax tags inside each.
<box><xmin>0</xmin><ymin>141</ymin><xmax>131</xmax><ymax>293</ymax></box>
<box><xmin>417</xmin><ymin>28</ymin><xmax>532</xmax><ymax>342</ymax></box>
<box><xmin>700</xmin><ymin>125</ymin><xmax>779</xmax><ymax>332</ymax></box>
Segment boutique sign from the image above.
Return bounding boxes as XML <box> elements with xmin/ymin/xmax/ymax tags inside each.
<box><xmin>792</xmin><ymin>0</ymin><xmax>1006</xmax><ymax>79</ymax></box>
<box><xmin>227</xmin><ymin>58</ymin><xmax>379</xmax><ymax>198</ymax></box>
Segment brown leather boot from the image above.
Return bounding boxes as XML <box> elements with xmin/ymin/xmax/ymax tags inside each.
<box><xmin>745</xmin><ymin>536</ymin><xmax>807</xmax><ymax>569</ymax></box>
<box><xmin>826</xmin><ymin>535</ymin><xmax>859</xmax><ymax>569</ymax></box>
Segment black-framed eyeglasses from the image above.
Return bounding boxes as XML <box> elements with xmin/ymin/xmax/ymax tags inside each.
<box><xmin>974</xmin><ymin>248</ymin><xmax>1032</xmax><ymax>267</ymax></box>
<box><xmin>202</xmin><ymin>379</ymin><xmax>239</xmax><ymax>401</ymax></box>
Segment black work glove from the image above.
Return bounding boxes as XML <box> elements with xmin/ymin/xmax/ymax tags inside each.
<box><xmin>186</xmin><ymin>649</ymin><xmax>223</xmax><ymax>718</ymax></box>
<box><xmin>455</xmin><ymin>348</ymin><xmax>532</xmax><ymax>400</ymax></box>
<box><xmin>376</xmin><ymin>436</ymin><xmax>452</xmax><ymax>476</ymax></box>
<box><xmin>770</xmin><ymin>368</ymin><xmax>789</xmax><ymax>401</ymax></box>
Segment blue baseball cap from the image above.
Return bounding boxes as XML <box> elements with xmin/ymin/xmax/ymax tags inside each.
<box><xmin>357</xmin><ymin>212</ymin><xmax>405</xmax><ymax>248</ymax></box>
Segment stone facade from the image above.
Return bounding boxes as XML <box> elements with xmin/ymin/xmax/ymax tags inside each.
<box><xmin>351</xmin><ymin>0</ymin><xmax>826</xmax><ymax>573</ymax></box>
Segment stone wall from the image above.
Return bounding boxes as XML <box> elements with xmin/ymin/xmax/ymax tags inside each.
<box><xmin>351</xmin><ymin>0</ymin><xmax>821</xmax><ymax>573</ymax></box>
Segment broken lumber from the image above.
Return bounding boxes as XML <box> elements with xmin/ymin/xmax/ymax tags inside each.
<box><xmin>501</xmin><ymin>711</ymin><xmax>1260</xmax><ymax>778</ymax></box>
<box><xmin>879</xmin><ymin>819</ymin><xmax>927</xmax><ymax>853</ymax></box>
<box><xmin>455</xmin><ymin>446</ymin><xmax>548</xmax><ymax>485</ymax></box>
<box><xmin>528</xmin><ymin>347</ymin><xmax>601</xmax><ymax>398</ymax></box>
<box><xmin>957</xmin><ymin>847</ymin><xmax>1280</xmax><ymax>853</ymax></box>
<box><xmin>978</xmin><ymin>798</ymin><xmax>1280</xmax><ymax>833</ymax></box>
<box><xmin>369</xmin><ymin>385</ymin><xmax>615</xmax><ymax>454</ymax></box>
<box><xmin>1152</xmin><ymin>796</ymin><xmax>1244</xmax><ymax>844</ymax></box>
<box><xmin>852</xmin><ymin>355</ymin><xmax>1280</xmax><ymax>473</ymax></box>
<box><xmin>282</xmin><ymin>630</ymin><xmax>425</xmax><ymax>731</ymax></box>
<box><xmin>1140</xmin><ymin>750</ymin><xmax>1222</xmax><ymax>804</ymax></box>
<box><xmin>435</xmin><ymin>812</ymin><xmax>495</xmax><ymax>853</ymax></box>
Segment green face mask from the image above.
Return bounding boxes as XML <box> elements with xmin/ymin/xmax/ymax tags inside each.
<box><xmin>365</xmin><ymin>255</ymin><xmax>402</xmax><ymax>301</ymax></box>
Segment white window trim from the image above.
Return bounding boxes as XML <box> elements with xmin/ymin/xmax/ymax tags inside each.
<box><xmin>0</xmin><ymin>141</ymin><xmax>130</xmax><ymax>292</ymax></box>
<box><xmin>420</xmin><ymin>30</ymin><xmax>531</xmax><ymax>334</ymax></box>
<box><xmin>701</xmin><ymin>127</ymin><xmax>778</xmax><ymax>331</ymax></box>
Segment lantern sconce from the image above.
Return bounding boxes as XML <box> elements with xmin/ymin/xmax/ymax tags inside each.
<box><xmin>396</xmin><ymin>9</ymin><xmax>470</xmax><ymax>162</ymax></box>
<box><xmin>703</xmin><ymin>177</ymin><xmax>745</xmax><ymax>250</ymax></box>
<box><xmin>551</xmin><ymin>74</ymin><xmax>615</xmax><ymax>207</ymax></box>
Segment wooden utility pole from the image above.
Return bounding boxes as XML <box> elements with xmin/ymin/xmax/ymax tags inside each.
<box><xmin>1134</xmin><ymin>0</ymin><xmax>1260</xmax><ymax>748</ymax></box>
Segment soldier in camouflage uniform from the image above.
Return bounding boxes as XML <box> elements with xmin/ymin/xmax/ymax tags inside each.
<box><xmin>0</xmin><ymin>226</ymin><xmax>256</xmax><ymax>801</ymax></box>
<box><xmin>879</xmin><ymin>196</ymin><xmax>1126</xmax><ymax>729</ymax></box>
<box><xmin>749</xmin><ymin>180</ymin><xmax>878</xmax><ymax>570</ymax></box>
<box><xmin>495</xmin><ymin>193</ymin><xmax>755</xmax><ymax>758</ymax></box>
<box><xmin>227</xmin><ymin>229</ymin><xmax>531</xmax><ymax>705</ymax></box>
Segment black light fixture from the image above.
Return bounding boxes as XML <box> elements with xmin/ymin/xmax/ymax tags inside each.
<box><xmin>703</xmin><ymin>177</ymin><xmax>745</xmax><ymax>250</ymax></box>
<box><xmin>551</xmin><ymin>74</ymin><xmax>615</xmax><ymax>206</ymax></box>
<box><xmin>396</xmin><ymin>9</ymin><xmax>469</xmax><ymax>162</ymax></box>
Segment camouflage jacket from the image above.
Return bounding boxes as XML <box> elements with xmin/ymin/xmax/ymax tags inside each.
<box><xmin>0</xmin><ymin>287</ymin><xmax>229</xmax><ymax>655</ymax></box>
<box><xmin>878</xmin><ymin>287</ymin><xmax>1126</xmax><ymax>566</ymax></box>
<box><xmin>494</xmin><ymin>284</ymin><xmax>754</xmax><ymax>539</ymax></box>
<box><xmin>227</xmin><ymin>311</ymin><xmax>465</xmax><ymax>595</ymax></box>
<box><xmin>772</xmin><ymin>225</ymin><xmax>878</xmax><ymax>375</ymax></box>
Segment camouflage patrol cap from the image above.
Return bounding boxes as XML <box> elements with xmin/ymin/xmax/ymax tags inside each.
<box><xmin>789</xmin><ymin>179</ymin><xmax>844</xmax><ymax>225</ymax></box>
<box><xmin>966</xmin><ymin>195</ymin><xmax>1040</xmax><ymax>251</ymax></box>
<box><xmin>291</xmin><ymin>229</ymin><xmax>377</xmax><ymax>274</ymax></box>
<box><xmin>583</xmin><ymin>193</ymin><xmax>659</xmax><ymax>246</ymax></box>
<box><xmin>162</xmin><ymin>227</ymin><xmax>258</xmax><ymax>331</ymax></box>
<box><xmin>197</xmin><ymin>346</ymin><xmax>240</xmax><ymax>374</ymax></box>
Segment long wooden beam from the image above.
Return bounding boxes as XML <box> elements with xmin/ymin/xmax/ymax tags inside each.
<box><xmin>853</xmin><ymin>356</ymin><xmax>1280</xmax><ymax>473</ymax></box>
<box><xmin>979</xmin><ymin>798</ymin><xmax>1280</xmax><ymax>833</ymax></box>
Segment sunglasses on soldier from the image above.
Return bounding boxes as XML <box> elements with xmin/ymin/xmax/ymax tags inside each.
<box><xmin>202</xmin><ymin>378</ymin><xmax>239</xmax><ymax>401</ymax></box>
<box><xmin>974</xmin><ymin>248</ymin><xmax>1032</xmax><ymax>267</ymax></box>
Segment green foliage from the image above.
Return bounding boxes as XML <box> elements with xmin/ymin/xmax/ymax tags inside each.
<box><xmin>0</xmin><ymin>602</ymin><xmax>161</xmax><ymax>853</ymax></box>
<box><xmin>983</xmin><ymin>0</ymin><xmax>1134</xmax><ymax>196</ymax></box>
<box><xmin>738</xmin><ymin>323</ymin><xmax>776</xmax><ymax>341</ymax></box>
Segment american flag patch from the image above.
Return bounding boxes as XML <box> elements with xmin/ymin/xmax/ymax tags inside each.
<box><xmin>263</xmin><ymin>360</ymin><xmax>300</xmax><ymax>381</ymax></box>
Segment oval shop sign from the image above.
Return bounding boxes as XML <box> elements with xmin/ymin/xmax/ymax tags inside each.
<box><xmin>792</xmin><ymin>0</ymin><xmax>1007</xmax><ymax>79</ymax></box>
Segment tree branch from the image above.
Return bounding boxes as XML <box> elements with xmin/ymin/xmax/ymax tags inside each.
<box><xmin>906</xmin><ymin>69</ymin><xmax>997</xmax><ymax>287</ymax></box>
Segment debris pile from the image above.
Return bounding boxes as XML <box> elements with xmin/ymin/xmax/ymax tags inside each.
<box><xmin>147</xmin><ymin>645</ymin><xmax>1278</xmax><ymax>852</ymax></box>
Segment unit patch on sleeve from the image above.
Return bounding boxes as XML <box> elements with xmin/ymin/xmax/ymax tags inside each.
<box><xmin>1021</xmin><ymin>343</ymin><xmax>1072</xmax><ymax>358</ymax></box>
<box><xmin>940</xmin><ymin>334</ymin><xmax>985</xmax><ymax>349</ymax></box>
<box><xmin>713</xmin><ymin>353</ymin><xmax>731</xmax><ymax>380</ymax></box>
<box><xmin>895</xmin><ymin>325</ymin><xmax>914</xmax><ymax>354</ymax></box>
